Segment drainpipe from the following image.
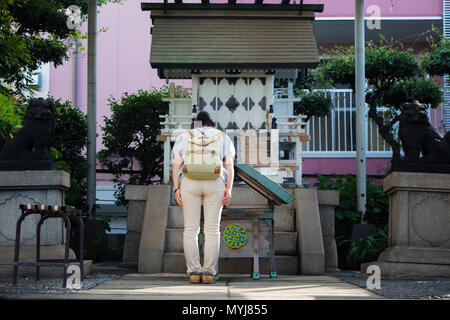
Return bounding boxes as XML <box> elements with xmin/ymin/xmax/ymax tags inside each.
<box><xmin>355</xmin><ymin>0</ymin><xmax>368</xmax><ymax>220</ymax></box>
<box><xmin>87</xmin><ymin>0</ymin><xmax>97</xmax><ymax>218</ymax></box>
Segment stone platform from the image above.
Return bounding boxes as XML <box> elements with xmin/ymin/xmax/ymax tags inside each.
<box><xmin>362</xmin><ymin>171</ymin><xmax>450</xmax><ymax>278</ymax></box>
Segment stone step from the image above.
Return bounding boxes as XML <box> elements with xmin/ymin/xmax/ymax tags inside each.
<box><xmin>0</xmin><ymin>260</ymin><xmax>93</xmax><ymax>278</ymax></box>
<box><xmin>163</xmin><ymin>252</ymin><xmax>299</xmax><ymax>275</ymax></box>
<box><xmin>171</xmin><ymin>186</ymin><xmax>271</xmax><ymax>206</ymax></box>
<box><xmin>168</xmin><ymin>205</ymin><xmax>295</xmax><ymax>232</ymax></box>
<box><xmin>165</xmin><ymin>228</ymin><xmax>297</xmax><ymax>256</ymax></box>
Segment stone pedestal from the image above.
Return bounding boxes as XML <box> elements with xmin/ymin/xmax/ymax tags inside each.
<box><xmin>0</xmin><ymin>170</ymin><xmax>70</xmax><ymax>277</ymax></box>
<box><xmin>317</xmin><ymin>190</ymin><xmax>340</xmax><ymax>274</ymax></box>
<box><xmin>121</xmin><ymin>185</ymin><xmax>149</xmax><ymax>267</ymax></box>
<box><xmin>361</xmin><ymin>172</ymin><xmax>450</xmax><ymax>277</ymax></box>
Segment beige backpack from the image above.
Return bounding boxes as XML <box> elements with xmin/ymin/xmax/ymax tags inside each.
<box><xmin>182</xmin><ymin>129</ymin><xmax>223</xmax><ymax>180</ymax></box>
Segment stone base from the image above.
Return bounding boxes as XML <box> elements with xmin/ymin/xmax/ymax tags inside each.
<box><xmin>361</xmin><ymin>246</ymin><xmax>450</xmax><ymax>278</ymax></box>
<box><xmin>383</xmin><ymin>172</ymin><xmax>450</xmax><ymax>249</ymax></box>
<box><xmin>361</xmin><ymin>261</ymin><xmax>450</xmax><ymax>278</ymax></box>
<box><xmin>0</xmin><ymin>161</ymin><xmax>56</xmax><ymax>171</ymax></box>
<box><xmin>0</xmin><ymin>245</ymin><xmax>93</xmax><ymax>278</ymax></box>
<box><xmin>0</xmin><ymin>170</ymin><xmax>70</xmax><ymax>247</ymax></box>
<box><xmin>391</xmin><ymin>159</ymin><xmax>450</xmax><ymax>174</ymax></box>
<box><xmin>379</xmin><ymin>246</ymin><xmax>450</xmax><ymax>265</ymax></box>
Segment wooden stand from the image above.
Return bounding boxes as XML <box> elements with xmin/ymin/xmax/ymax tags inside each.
<box><xmin>221</xmin><ymin>204</ymin><xmax>277</xmax><ymax>280</ymax></box>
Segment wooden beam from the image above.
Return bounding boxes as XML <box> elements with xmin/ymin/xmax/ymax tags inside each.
<box><xmin>299</xmin><ymin>0</ymin><xmax>304</xmax><ymax>15</ymax></box>
<box><xmin>141</xmin><ymin>3</ymin><xmax>324</xmax><ymax>12</ymax></box>
<box><xmin>281</xmin><ymin>0</ymin><xmax>290</xmax><ymax>4</ymax></box>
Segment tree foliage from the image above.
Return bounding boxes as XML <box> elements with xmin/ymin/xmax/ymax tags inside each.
<box><xmin>0</xmin><ymin>93</ymin><xmax>22</xmax><ymax>141</ymax></box>
<box><xmin>422</xmin><ymin>34</ymin><xmax>450</xmax><ymax>77</ymax></box>
<box><xmin>275</xmin><ymin>69</ymin><xmax>335</xmax><ymax>122</ymax></box>
<box><xmin>0</xmin><ymin>0</ymin><xmax>120</xmax><ymax>95</ymax></box>
<box><xmin>315</xmin><ymin>35</ymin><xmax>444</xmax><ymax>162</ymax></box>
<box><xmin>99</xmin><ymin>87</ymin><xmax>184</xmax><ymax>206</ymax></box>
<box><xmin>293</xmin><ymin>90</ymin><xmax>333</xmax><ymax>123</ymax></box>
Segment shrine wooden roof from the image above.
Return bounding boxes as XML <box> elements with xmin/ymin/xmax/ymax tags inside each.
<box><xmin>141</xmin><ymin>1</ymin><xmax>323</xmax><ymax>78</ymax></box>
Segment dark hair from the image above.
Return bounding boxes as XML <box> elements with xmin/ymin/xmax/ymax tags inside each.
<box><xmin>195</xmin><ymin>111</ymin><xmax>215</xmax><ymax>127</ymax></box>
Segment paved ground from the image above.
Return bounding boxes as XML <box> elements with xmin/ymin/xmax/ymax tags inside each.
<box><xmin>1</xmin><ymin>262</ymin><xmax>449</xmax><ymax>300</ymax></box>
<box><xmin>1</xmin><ymin>273</ymin><xmax>384</xmax><ymax>300</ymax></box>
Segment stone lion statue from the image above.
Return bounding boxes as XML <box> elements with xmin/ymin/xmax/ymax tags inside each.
<box><xmin>0</xmin><ymin>98</ymin><xmax>56</xmax><ymax>162</ymax></box>
<box><xmin>399</xmin><ymin>100</ymin><xmax>450</xmax><ymax>164</ymax></box>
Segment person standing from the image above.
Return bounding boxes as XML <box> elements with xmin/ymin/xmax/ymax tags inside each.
<box><xmin>171</xmin><ymin>111</ymin><xmax>235</xmax><ymax>284</ymax></box>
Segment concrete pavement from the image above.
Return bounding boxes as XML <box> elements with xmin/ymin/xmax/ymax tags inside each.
<box><xmin>2</xmin><ymin>273</ymin><xmax>385</xmax><ymax>300</ymax></box>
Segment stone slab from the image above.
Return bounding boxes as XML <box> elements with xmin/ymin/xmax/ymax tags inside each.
<box><xmin>0</xmin><ymin>161</ymin><xmax>56</xmax><ymax>171</ymax></box>
<box><xmin>378</xmin><ymin>246</ymin><xmax>450</xmax><ymax>265</ymax></box>
<box><xmin>138</xmin><ymin>185</ymin><xmax>171</xmax><ymax>273</ymax></box>
<box><xmin>317</xmin><ymin>190</ymin><xmax>340</xmax><ymax>206</ymax></box>
<box><xmin>383</xmin><ymin>172</ymin><xmax>450</xmax><ymax>249</ymax></box>
<box><xmin>0</xmin><ymin>245</ymin><xmax>92</xmax><ymax>277</ymax></box>
<box><xmin>6</xmin><ymin>274</ymin><xmax>383</xmax><ymax>300</ymax></box>
<box><xmin>361</xmin><ymin>261</ymin><xmax>450</xmax><ymax>278</ymax></box>
<box><xmin>383</xmin><ymin>171</ymin><xmax>450</xmax><ymax>195</ymax></box>
<box><xmin>124</xmin><ymin>185</ymin><xmax>150</xmax><ymax>201</ymax></box>
<box><xmin>0</xmin><ymin>170</ymin><xmax>69</xmax><ymax>247</ymax></box>
<box><xmin>294</xmin><ymin>189</ymin><xmax>325</xmax><ymax>275</ymax></box>
<box><xmin>0</xmin><ymin>170</ymin><xmax>70</xmax><ymax>190</ymax></box>
<box><xmin>122</xmin><ymin>231</ymin><xmax>141</xmax><ymax>264</ymax></box>
<box><xmin>163</xmin><ymin>252</ymin><xmax>299</xmax><ymax>275</ymax></box>
<box><xmin>0</xmin><ymin>260</ymin><xmax>92</xmax><ymax>278</ymax></box>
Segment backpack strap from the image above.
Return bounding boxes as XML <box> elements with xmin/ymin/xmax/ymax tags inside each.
<box><xmin>188</xmin><ymin>129</ymin><xmax>224</xmax><ymax>147</ymax></box>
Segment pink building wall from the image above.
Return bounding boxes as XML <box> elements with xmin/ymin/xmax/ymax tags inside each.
<box><xmin>49</xmin><ymin>0</ymin><xmax>443</xmax><ymax>182</ymax></box>
<box><xmin>307</xmin><ymin>0</ymin><xmax>442</xmax><ymax>18</ymax></box>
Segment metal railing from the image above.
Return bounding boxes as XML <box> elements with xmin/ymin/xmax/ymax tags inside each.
<box><xmin>274</xmin><ymin>88</ymin><xmax>445</xmax><ymax>158</ymax></box>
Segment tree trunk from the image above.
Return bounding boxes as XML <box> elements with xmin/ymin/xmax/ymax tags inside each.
<box><xmin>367</xmin><ymin>104</ymin><xmax>401</xmax><ymax>164</ymax></box>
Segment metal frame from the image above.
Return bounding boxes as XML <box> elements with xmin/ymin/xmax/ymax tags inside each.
<box><xmin>12</xmin><ymin>204</ymin><xmax>84</xmax><ymax>288</ymax></box>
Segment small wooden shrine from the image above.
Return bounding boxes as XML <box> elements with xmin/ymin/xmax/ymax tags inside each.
<box><xmin>143</xmin><ymin>0</ymin><xmax>323</xmax><ymax>186</ymax></box>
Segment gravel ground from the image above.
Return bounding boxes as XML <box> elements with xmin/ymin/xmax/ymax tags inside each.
<box><xmin>0</xmin><ymin>272</ymin><xmax>122</xmax><ymax>295</ymax></box>
<box><xmin>334</xmin><ymin>271</ymin><xmax>450</xmax><ymax>300</ymax></box>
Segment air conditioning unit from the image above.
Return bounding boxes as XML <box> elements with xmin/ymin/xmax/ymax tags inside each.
<box><xmin>28</xmin><ymin>72</ymin><xmax>42</xmax><ymax>88</ymax></box>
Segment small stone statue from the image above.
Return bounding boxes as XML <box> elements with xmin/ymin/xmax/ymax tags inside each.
<box><xmin>394</xmin><ymin>100</ymin><xmax>450</xmax><ymax>172</ymax></box>
<box><xmin>0</xmin><ymin>98</ymin><xmax>56</xmax><ymax>169</ymax></box>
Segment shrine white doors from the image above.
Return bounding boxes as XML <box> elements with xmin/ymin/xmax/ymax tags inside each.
<box><xmin>192</xmin><ymin>74</ymin><xmax>274</xmax><ymax>131</ymax></box>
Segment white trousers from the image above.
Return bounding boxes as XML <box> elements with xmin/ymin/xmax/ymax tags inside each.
<box><xmin>180</xmin><ymin>176</ymin><xmax>225</xmax><ymax>276</ymax></box>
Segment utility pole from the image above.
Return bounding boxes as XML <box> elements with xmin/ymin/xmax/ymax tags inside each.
<box><xmin>355</xmin><ymin>0</ymin><xmax>368</xmax><ymax>220</ymax></box>
<box><xmin>87</xmin><ymin>0</ymin><xmax>97</xmax><ymax>217</ymax></box>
